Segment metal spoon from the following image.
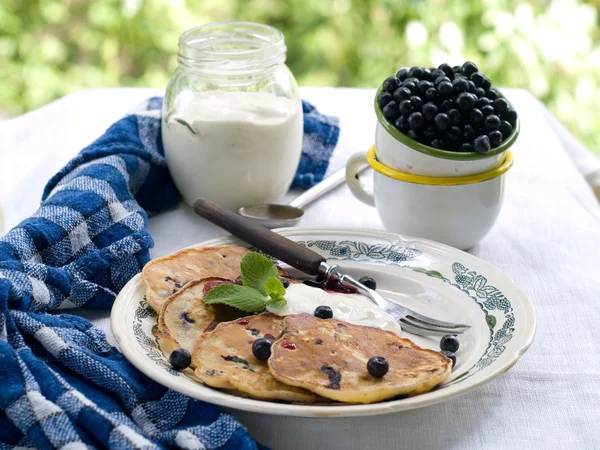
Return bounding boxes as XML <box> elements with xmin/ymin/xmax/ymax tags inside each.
<box><xmin>238</xmin><ymin>166</ymin><xmax>361</xmax><ymax>228</ymax></box>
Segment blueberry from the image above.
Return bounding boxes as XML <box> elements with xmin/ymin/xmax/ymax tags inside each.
<box><xmin>383</xmin><ymin>76</ymin><xmax>401</xmax><ymax>93</ymax></box>
<box><xmin>438</xmin><ymin>63</ymin><xmax>454</xmax><ymax>78</ymax></box>
<box><xmin>314</xmin><ymin>305</ymin><xmax>333</xmax><ymax>319</ymax></box>
<box><xmin>461</xmin><ymin>61</ymin><xmax>478</xmax><ymax>76</ymax></box>
<box><xmin>438</xmin><ymin>81</ymin><xmax>453</xmax><ymax>96</ymax></box>
<box><xmin>505</xmin><ymin>109</ymin><xmax>518</xmax><ymax>126</ymax></box>
<box><xmin>421</xmin><ymin>68</ymin><xmax>433</xmax><ymax>81</ymax></box>
<box><xmin>488</xmin><ymin>130</ymin><xmax>503</xmax><ymax>147</ymax></box>
<box><xmin>467</xmin><ymin>80</ymin><xmax>476</xmax><ymax>93</ymax></box>
<box><xmin>358</xmin><ymin>276</ymin><xmax>377</xmax><ymax>290</ymax></box>
<box><xmin>441</xmin><ymin>350</ymin><xmax>457</xmax><ymax>368</ymax></box>
<box><xmin>457</xmin><ymin>92</ymin><xmax>477</xmax><ymax>110</ymax></box>
<box><xmin>408</xmin><ymin>66</ymin><xmax>424</xmax><ymax>79</ymax></box>
<box><xmin>447</xmin><ymin>108</ymin><xmax>462</xmax><ymax>124</ymax></box>
<box><xmin>474</xmin><ymin>87</ymin><xmax>486</xmax><ymax>98</ymax></box>
<box><xmin>430</xmin><ymin>69</ymin><xmax>446</xmax><ymax>80</ymax></box>
<box><xmin>398</xmin><ymin>122</ymin><xmax>410</xmax><ymax>134</ymax></box>
<box><xmin>280</xmin><ymin>278</ymin><xmax>290</xmax><ymax>289</ymax></box>
<box><xmin>470</xmin><ymin>71</ymin><xmax>484</xmax><ymax>86</ymax></box>
<box><xmin>481</xmin><ymin>76</ymin><xmax>492</xmax><ymax>90</ymax></box>
<box><xmin>460</xmin><ymin>143</ymin><xmax>474</xmax><ymax>152</ymax></box>
<box><xmin>403</xmin><ymin>81</ymin><xmax>417</xmax><ymax>94</ymax></box>
<box><xmin>493</xmin><ymin>98</ymin><xmax>509</xmax><ymax>113</ymax></box>
<box><xmin>422</xmin><ymin>125</ymin><xmax>436</xmax><ymax>138</ymax></box>
<box><xmin>473</xmin><ymin>135</ymin><xmax>491</xmax><ymax>154</ymax></box>
<box><xmin>469</xmin><ymin>108</ymin><xmax>484</xmax><ymax>124</ymax></box>
<box><xmin>394</xmin><ymin>115</ymin><xmax>407</xmax><ymax>129</ymax></box>
<box><xmin>377</xmin><ymin>91</ymin><xmax>393</xmax><ymax>108</ymax></box>
<box><xmin>410</xmin><ymin>95</ymin><xmax>424</xmax><ymax>109</ymax></box>
<box><xmin>463</xmin><ymin>124</ymin><xmax>476</xmax><ymax>141</ymax></box>
<box><xmin>434</xmin><ymin>113</ymin><xmax>451</xmax><ymax>130</ymax></box>
<box><xmin>434</xmin><ymin>75</ymin><xmax>451</xmax><ymax>86</ymax></box>
<box><xmin>481</xmin><ymin>105</ymin><xmax>495</xmax><ymax>116</ymax></box>
<box><xmin>252</xmin><ymin>338</ymin><xmax>272</xmax><ymax>361</ymax></box>
<box><xmin>486</xmin><ymin>88</ymin><xmax>499</xmax><ymax>100</ymax></box>
<box><xmin>452</xmin><ymin>64</ymin><xmax>461</xmax><ymax>72</ymax></box>
<box><xmin>425</xmin><ymin>87</ymin><xmax>439</xmax><ymax>101</ymax></box>
<box><xmin>417</xmin><ymin>80</ymin><xmax>433</xmax><ymax>94</ymax></box>
<box><xmin>483</xmin><ymin>114</ymin><xmax>501</xmax><ymax>132</ymax></box>
<box><xmin>393</xmin><ymin>87</ymin><xmax>412</xmax><ymax>103</ymax></box>
<box><xmin>169</xmin><ymin>348</ymin><xmax>192</xmax><ymax>370</ymax></box>
<box><xmin>499</xmin><ymin>120</ymin><xmax>513</xmax><ymax>138</ymax></box>
<box><xmin>422</xmin><ymin>102</ymin><xmax>439</xmax><ymax>120</ymax></box>
<box><xmin>476</xmin><ymin>97</ymin><xmax>492</xmax><ymax>109</ymax></box>
<box><xmin>440</xmin><ymin>99</ymin><xmax>454</xmax><ymax>111</ymax></box>
<box><xmin>398</xmin><ymin>99</ymin><xmax>415</xmax><ymax>115</ymax></box>
<box><xmin>431</xmin><ymin>138</ymin><xmax>446</xmax><ymax>149</ymax></box>
<box><xmin>440</xmin><ymin>335</ymin><xmax>460</xmax><ymax>352</ymax></box>
<box><xmin>408</xmin><ymin>112</ymin><xmax>425</xmax><ymax>129</ymax></box>
<box><xmin>396</xmin><ymin>67</ymin><xmax>409</xmax><ymax>81</ymax></box>
<box><xmin>446</xmin><ymin>126</ymin><xmax>461</xmax><ymax>141</ymax></box>
<box><xmin>452</xmin><ymin>78</ymin><xmax>469</xmax><ymax>93</ymax></box>
<box><xmin>367</xmin><ymin>356</ymin><xmax>389</xmax><ymax>378</ymax></box>
<box><xmin>383</xmin><ymin>101</ymin><xmax>400</xmax><ymax>120</ymax></box>
<box><xmin>404</xmin><ymin>77</ymin><xmax>420</xmax><ymax>85</ymax></box>
<box><xmin>407</xmin><ymin>129</ymin><xmax>420</xmax><ymax>140</ymax></box>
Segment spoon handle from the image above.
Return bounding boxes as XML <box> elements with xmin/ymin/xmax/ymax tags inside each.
<box><xmin>194</xmin><ymin>198</ymin><xmax>326</xmax><ymax>275</ymax></box>
<box><xmin>288</xmin><ymin>167</ymin><xmax>347</xmax><ymax>209</ymax></box>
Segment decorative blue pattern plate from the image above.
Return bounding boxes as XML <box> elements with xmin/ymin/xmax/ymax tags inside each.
<box><xmin>111</xmin><ymin>228</ymin><xmax>536</xmax><ymax>418</ymax></box>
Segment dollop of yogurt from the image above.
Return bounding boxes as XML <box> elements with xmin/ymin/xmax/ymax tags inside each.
<box><xmin>266</xmin><ymin>283</ymin><xmax>403</xmax><ymax>336</ymax></box>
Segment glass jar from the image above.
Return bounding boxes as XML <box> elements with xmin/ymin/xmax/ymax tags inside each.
<box><xmin>162</xmin><ymin>22</ymin><xmax>303</xmax><ymax>210</ymax></box>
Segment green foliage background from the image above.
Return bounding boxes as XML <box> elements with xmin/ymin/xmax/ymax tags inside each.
<box><xmin>1</xmin><ymin>0</ymin><xmax>599</xmax><ymax>154</ymax></box>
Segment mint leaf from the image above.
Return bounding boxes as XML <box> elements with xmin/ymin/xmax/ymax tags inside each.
<box><xmin>240</xmin><ymin>252</ymin><xmax>278</xmax><ymax>295</ymax></box>
<box><xmin>265</xmin><ymin>276</ymin><xmax>286</xmax><ymax>298</ymax></box>
<box><xmin>266</xmin><ymin>297</ymin><xmax>287</xmax><ymax>309</ymax></box>
<box><xmin>203</xmin><ymin>284</ymin><xmax>266</xmax><ymax>312</ymax></box>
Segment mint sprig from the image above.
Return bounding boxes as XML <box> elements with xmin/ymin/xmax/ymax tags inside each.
<box><xmin>202</xmin><ymin>252</ymin><xmax>287</xmax><ymax>311</ymax></box>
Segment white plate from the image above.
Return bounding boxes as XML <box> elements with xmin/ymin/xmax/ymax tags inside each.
<box><xmin>111</xmin><ymin>228</ymin><xmax>536</xmax><ymax>418</ymax></box>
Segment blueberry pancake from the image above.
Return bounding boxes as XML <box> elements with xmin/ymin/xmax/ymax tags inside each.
<box><xmin>193</xmin><ymin>312</ymin><xmax>317</xmax><ymax>402</ymax></box>
<box><xmin>268</xmin><ymin>314</ymin><xmax>452</xmax><ymax>403</ymax></box>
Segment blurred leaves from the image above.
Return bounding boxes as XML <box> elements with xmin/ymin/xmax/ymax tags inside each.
<box><xmin>1</xmin><ymin>0</ymin><xmax>599</xmax><ymax>154</ymax></box>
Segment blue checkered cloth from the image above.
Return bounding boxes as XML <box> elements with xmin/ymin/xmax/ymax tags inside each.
<box><xmin>0</xmin><ymin>97</ymin><xmax>339</xmax><ymax>449</ymax></box>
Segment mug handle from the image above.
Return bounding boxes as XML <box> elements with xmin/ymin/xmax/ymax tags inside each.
<box><xmin>345</xmin><ymin>152</ymin><xmax>375</xmax><ymax>206</ymax></box>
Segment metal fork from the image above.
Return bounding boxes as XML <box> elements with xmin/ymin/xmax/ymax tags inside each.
<box><xmin>193</xmin><ymin>198</ymin><xmax>471</xmax><ymax>338</ymax></box>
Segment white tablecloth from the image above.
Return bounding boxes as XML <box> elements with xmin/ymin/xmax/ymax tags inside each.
<box><xmin>1</xmin><ymin>88</ymin><xmax>600</xmax><ymax>450</ymax></box>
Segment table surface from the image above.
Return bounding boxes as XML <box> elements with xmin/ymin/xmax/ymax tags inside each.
<box><xmin>2</xmin><ymin>87</ymin><xmax>600</xmax><ymax>450</ymax></box>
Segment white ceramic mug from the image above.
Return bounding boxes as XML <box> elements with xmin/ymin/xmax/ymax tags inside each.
<box><xmin>374</xmin><ymin>89</ymin><xmax>519</xmax><ymax>177</ymax></box>
<box><xmin>345</xmin><ymin>146</ymin><xmax>514</xmax><ymax>250</ymax></box>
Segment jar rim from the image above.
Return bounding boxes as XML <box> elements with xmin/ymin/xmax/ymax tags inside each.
<box><xmin>178</xmin><ymin>22</ymin><xmax>286</xmax><ymax>75</ymax></box>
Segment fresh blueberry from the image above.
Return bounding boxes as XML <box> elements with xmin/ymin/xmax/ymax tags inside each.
<box><xmin>488</xmin><ymin>130</ymin><xmax>503</xmax><ymax>147</ymax></box>
<box><xmin>383</xmin><ymin>101</ymin><xmax>400</xmax><ymax>120</ymax></box>
<box><xmin>410</xmin><ymin>95</ymin><xmax>424</xmax><ymax>109</ymax></box>
<box><xmin>440</xmin><ymin>99</ymin><xmax>454</xmax><ymax>111</ymax></box>
<box><xmin>486</xmin><ymin>88</ymin><xmax>499</xmax><ymax>100</ymax></box>
<box><xmin>446</xmin><ymin>126</ymin><xmax>461</xmax><ymax>141</ymax></box>
<box><xmin>404</xmin><ymin>77</ymin><xmax>420</xmax><ymax>85</ymax></box>
<box><xmin>460</xmin><ymin>143</ymin><xmax>474</xmax><ymax>152</ymax></box>
<box><xmin>440</xmin><ymin>335</ymin><xmax>460</xmax><ymax>352</ymax></box>
<box><xmin>169</xmin><ymin>348</ymin><xmax>192</xmax><ymax>370</ymax></box>
<box><xmin>280</xmin><ymin>278</ymin><xmax>290</xmax><ymax>289</ymax></box>
<box><xmin>377</xmin><ymin>91</ymin><xmax>393</xmax><ymax>108</ymax></box>
<box><xmin>481</xmin><ymin>105</ymin><xmax>495</xmax><ymax>116</ymax></box>
<box><xmin>403</xmin><ymin>81</ymin><xmax>417</xmax><ymax>94</ymax></box>
<box><xmin>430</xmin><ymin>69</ymin><xmax>446</xmax><ymax>80</ymax></box>
<box><xmin>467</xmin><ymin>80</ymin><xmax>476</xmax><ymax>93</ymax></box>
<box><xmin>407</xmin><ymin>129</ymin><xmax>420</xmax><ymax>140</ymax></box>
<box><xmin>447</xmin><ymin>108</ymin><xmax>462</xmax><ymax>124</ymax></box>
<box><xmin>461</xmin><ymin>61</ymin><xmax>478</xmax><ymax>76</ymax></box>
<box><xmin>434</xmin><ymin>112</ymin><xmax>451</xmax><ymax>130</ymax></box>
<box><xmin>396</xmin><ymin>67</ymin><xmax>409</xmax><ymax>81</ymax></box>
<box><xmin>367</xmin><ymin>356</ymin><xmax>389</xmax><ymax>378</ymax></box>
<box><xmin>505</xmin><ymin>109</ymin><xmax>518</xmax><ymax>126</ymax></box>
<box><xmin>493</xmin><ymin>98</ymin><xmax>509</xmax><ymax>113</ymax></box>
<box><xmin>499</xmin><ymin>120</ymin><xmax>513</xmax><ymax>138</ymax></box>
<box><xmin>422</xmin><ymin>102</ymin><xmax>439</xmax><ymax>120</ymax></box>
<box><xmin>481</xmin><ymin>76</ymin><xmax>492</xmax><ymax>90</ymax></box>
<box><xmin>470</xmin><ymin>71</ymin><xmax>484</xmax><ymax>86</ymax></box>
<box><xmin>425</xmin><ymin>87</ymin><xmax>439</xmax><ymax>101</ymax></box>
<box><xmin>476</xmin><ymin>97</ymin><xmax>492</xmax><ymax>109</ymax></box>
<box><xmin>423</xmin><ymin>126</ymin><xmax>436</xmax><ymax>138</ymax></box>
<box><xmin>252</xmin><ymin>338</ymin><xmax>272</xmax><ymax>361</ymax></box>
<box><xmin>358</xmin><ymin>276</ymin><xmax>377</xmax><ymax>290</ymax></box>
<box><xmin>398</xmin><ymin>99</ymin><xmax>415</xmax><ymax>115</ymax></box>
<box><xmin>441</xmin><ymin>350</ymin><xmax>457</xmax><ymax>368</ymax></box>
<box><xmin>457</xmin><ymin>92</ymin><xmax>477</xmax><ymax>110</ymax></box>
<box><xmin>417</xmin><ymin>80</ymin><xmax>433</xmax><ymax>94</ymax></box>
<box><xmin>408</xmin><ymin>66</ymin><xmax>424</xmax><ymax>79</ymax></box>
<box><xmin>383</xmin><ymin>76</ymin><xmax>401</xmax><ymax>93</ymax></box>
<box><xmin>398</xmin><ymin>122</ymin><xmax>411</xmax><ymax>133</ymax></box>
<box><xmin>421</xmin><ymin>68</ymin><xmax>433</xmax><ymax>81</ymax></box>
<box><xmin>393</xmin><ymin>87</ymin><xmax>412</xmax><ymax>103</ymax></box>
<box><xmin>434</xmin><ymin>75</ymin><xmax>451</xmax><ymax>86</ymax></box>
<box><xmin>483</xmin><ymin>114</ymin><xmax>501</xmax><ymax>132</ymax></box>
<box><xmin>314</xmin><ymin>305</ymin><xmax>333</xmax><ymax>319</ymax></box>
<box><xmin>438</xmin><ymin>81</ymin><xmax>454</xmax><ymax>96</ymax></box>
<box><xmin>473</xmin><ymin>135</ymin><xmax>491</xmax><ymax>154</ymax></box>
<box><xmin>474</xmin><ymin>87</ymin><xmax>486</xmax><ymax>98</ymax></box>
<box><xmin>452</xmin><ymin>78</ymin><xmax>469</xmax><ymax>93</ymax></box>
<box><xmin>408</xmin><ymin>112</ymin><xmax>425</xmax><ymax>129</ymax></box>
<box><xmin>463</xmin><ymin>124</ymin><xmax>476</xmax><ymax>141</ymax></box>
<box><xmin>452</xmin><ymin>64</ymin><xmax>462</xmax><ymax>73</ymax></box>
<box><xmin>431</xmin><ymin>138</ymin><xmax>446</xmax><ymax>149</ymax></box>
<box><xmin>394</xmin><ymin>115</ymin><xmax>407</xmax><ymax>129</ymax></box>
<box><xmin>469</xmin><ymin>108</ymin><xmax>484</xmax><ymax>124</ymax></box>
<box><xmin>438</xmin><ymin>63</ymin><xmax>454</xmax><ymax>78</ymax></box>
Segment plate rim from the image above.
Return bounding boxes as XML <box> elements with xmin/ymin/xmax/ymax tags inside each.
<box><xmin>111</xmin><ymin>227</ymin><xmax>536</xmax><ymax>418</ymax></box>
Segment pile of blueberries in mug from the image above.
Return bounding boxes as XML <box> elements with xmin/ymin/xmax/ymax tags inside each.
<box><xmin>377</xmin><ymin>62</ymin><xmax>518</xmax><ymax>154</ymax></box>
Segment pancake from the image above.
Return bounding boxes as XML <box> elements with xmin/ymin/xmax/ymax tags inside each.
<box><xmin>268</xmin><ymin>314</ymin><xmax>452</xmax><ymax>403</ymax></box>
<box><xmin>193</xmin><ymin>312</ymin><xmax>317</xmax><ymax>402</ymax></box>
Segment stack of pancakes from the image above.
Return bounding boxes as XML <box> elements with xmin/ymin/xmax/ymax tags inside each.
<box><xmin>142</xmin><ymin>246</ymin><xmax>452</xmax><ymax>404</ymax></box>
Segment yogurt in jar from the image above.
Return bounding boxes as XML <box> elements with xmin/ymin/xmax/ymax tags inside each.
<box><xmin>266</xmin><ymin>283</ymin><xmax>403</xmax><ymax>336</ymax></box>
<box><xmin>162</xmin><ymin>91</ymin><xmax>303</xmax><ymax>210</ymax></box>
